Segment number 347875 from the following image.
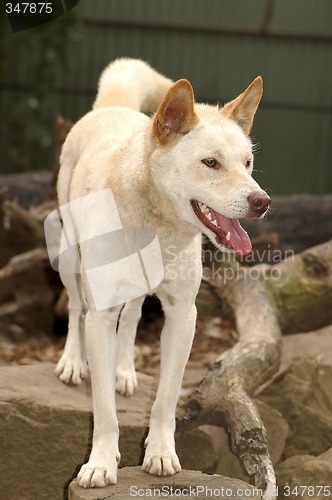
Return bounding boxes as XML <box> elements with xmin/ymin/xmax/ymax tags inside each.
<box><xmin>6</xmin><ymin>3</ymin><xmax>53</xmax><ymax>14</ymax></box>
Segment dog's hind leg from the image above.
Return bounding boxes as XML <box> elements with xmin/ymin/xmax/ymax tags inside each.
<box><xmin>55</xmin><ymin>272</ymin><xmax>88</xmax><ymax>385</ymax></box>
<box><xmin>116</xmin><ymin>295</ymin><xmax>145</xmax><ymax>397</ymax></box>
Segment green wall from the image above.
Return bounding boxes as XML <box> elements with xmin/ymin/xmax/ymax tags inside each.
<box><xmin>1</xmin><ymin>0</ymin><xmax>332</xmax><ymax>194</ymax></box>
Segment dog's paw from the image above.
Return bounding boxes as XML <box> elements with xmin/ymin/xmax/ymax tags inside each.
<box><xmin>55</xmin><ymin>354</ymin><xmax>88</xmax><ymax>385</ymax></box>
<box><xmin>77</xmin><ymin>460</ymin><xmax>118</xmax><ymax>488</ymax></box>
<box><xmin>142</xmin><ymin>440</ymin><xmax>181</xmax><ymax>476</ymax></box>
<box><xmin>115</xmin><ymin>366</ymin><xmax>137</xmax><ymax>397</ymax></box>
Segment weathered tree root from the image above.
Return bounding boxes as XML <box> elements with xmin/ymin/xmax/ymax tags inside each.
<box><xmin>178</xmin><ymin>264</ymin><xmax>282</xmax><ymax>500</ymax></box>
<box><xmin>265</xmin><ymin>240</ymin><xmax>332</xmax><ymax>334</ymax></box>
<box><xmin>199</xmin><ymin>241</ymin><xmax>332</xmax><ymax>335</ymax></box>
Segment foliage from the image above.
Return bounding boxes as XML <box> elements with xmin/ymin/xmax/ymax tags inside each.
<box><xmin>0</xmin><ymin>9</ymin><xmax>83</xmax><ymax>173</ymax></box>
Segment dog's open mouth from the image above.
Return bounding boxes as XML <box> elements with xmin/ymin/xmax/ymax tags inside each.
<box><xmin>191</xmin><ymin>200</ymin><xmax>252</xmax><ymax>256</ymax></box>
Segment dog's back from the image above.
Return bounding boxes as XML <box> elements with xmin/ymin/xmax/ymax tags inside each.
<box><xmin>93</xmin><ymin>58</ymin><xmax>173</xmax><ymax>113</ymax></box>
<box><xmin>58</xmin><ymin>59</ymin><xmax>172</xmax><ymax>207</ymax></box>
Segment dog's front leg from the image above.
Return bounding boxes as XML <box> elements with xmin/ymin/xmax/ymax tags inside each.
<box><xmin>142</xmin><ymin>299</ymin><xmax>197</xmax><ymax>476</ymax></box>
<box><xmin>77</xmin><ymin>307</ymin><xmax>121</xmax><ymax>488</ymax></box>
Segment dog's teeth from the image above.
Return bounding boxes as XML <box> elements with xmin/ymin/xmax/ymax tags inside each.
<box><xmin>211</xmin><ymin>220</ymin><xmax>218</xmax><ymax>226</ymax></box>
<box><xmin>226</xmin><ymin>231</ymin><xmax>231</xmax><ymax>241</ymax></box>
<box><xmin>198</xmin><ymin>201</ymin><xmax>210</xmax><ymax>216</ymax></box>
<box><xmin>207</xmin><ymin>212</ymin><xmax>212</xmax><ymax>220</ymax></box>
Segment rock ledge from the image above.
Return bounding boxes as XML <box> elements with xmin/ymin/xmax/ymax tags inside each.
<box><xmin>69</xmin><ymin>467</ymin><xmax>258</xmax><ymax>500</ymax></box>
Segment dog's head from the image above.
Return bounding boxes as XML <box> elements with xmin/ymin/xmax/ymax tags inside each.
<box><xmin>150</xmin><ymin>76</ymin><xmax>270</xmax><ymax>256</ymax></box>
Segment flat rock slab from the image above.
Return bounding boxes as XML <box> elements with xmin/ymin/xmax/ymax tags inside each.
<box><xmin>68</xmin><ymin>467</ymin><xmax>258</xmax><ymax>500</ymax></box>
<box><xmin>0</xmin><ymin>363</ymin><xmax>218</xmax><ymax>500</ymax></box>
<box><xmin>280</xmin><ymin>325</ymin><xmax>332</xmax><ymax>371</ymax></box>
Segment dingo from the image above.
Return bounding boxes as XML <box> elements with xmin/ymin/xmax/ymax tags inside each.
<box><xmin>55</xmin><ymin>58</ymin><xmax>270</xmax><ymax>487</ymax></box>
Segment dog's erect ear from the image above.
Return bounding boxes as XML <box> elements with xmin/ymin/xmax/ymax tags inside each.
<box><xmin>221</xmin><ymin>76</ymin><xmax>263</xmax><ymax>135</ymax></box>
<box><xmin>153</xmin><ymin>79</ymin><xmax>199</xmax><ymax>144</ymax></box>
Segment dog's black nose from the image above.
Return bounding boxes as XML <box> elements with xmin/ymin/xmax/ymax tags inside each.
<box><xmin>247</xmin><ymin>191</ymin><xmax>271</xmax><ymax>217</ymax></box>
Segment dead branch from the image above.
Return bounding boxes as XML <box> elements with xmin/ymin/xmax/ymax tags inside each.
<box><xmin>0</xmin><ymin>248</ymin><xmax>56</xmax><ymax>336</ymax></box>
<box><xmin>0</xmin><ymin>189</ymin><xmax>45</xmax><ymax>268</ymax></box>
<box><xmin>198</xmin><ymin>242</ymin><xmax>332</xmax><ymax>335</ymax></box>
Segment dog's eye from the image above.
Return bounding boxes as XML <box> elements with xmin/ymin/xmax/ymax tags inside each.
<box><xmin>246</xmin><ymin>160</ymin><xmax>251</xmax><ymax>169</ymax></box>
<box><xmin>201</xmin><ymin>158</ymin><xmax>220</xmax><ymax>169</ymax></box>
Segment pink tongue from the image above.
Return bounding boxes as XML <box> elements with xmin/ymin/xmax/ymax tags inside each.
<box><xmin>213</xmin><ymin>212</ymin><xmax>252</xmax><ymax>256</ymax></box>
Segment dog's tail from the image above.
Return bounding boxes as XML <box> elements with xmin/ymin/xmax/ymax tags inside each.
<box><xmin>93</xmin><ymin>58</ymin><xmax>173</xmax><ymax>114</ymax></box>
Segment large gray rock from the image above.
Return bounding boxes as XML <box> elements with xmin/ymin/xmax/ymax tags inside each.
<box><xmin>279</xmin><ymin>325</ymin><xmax>332</xmax><ymax>372</ymax></box>
<box><xmin>68</xmin><ymin>467</ymin><xmax>259</xmax><ymax>500</ymax></box>
<box><xmin>276</xmin><ymin>448</ymin><xmax>332</xmax><ymax>500</ymax></box>
<box><xmin>260</xmin><ymin>357</ymin><xmax>332</xmax><ymax>458</ymax></box>
<box><xmin>0</xmin><ymin>363</ymin><xmax>219</xmax><ymax>500</ymax></box>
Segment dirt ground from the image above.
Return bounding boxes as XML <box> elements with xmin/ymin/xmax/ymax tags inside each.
<box><xmin>0</xmin><ymin>309</ymin><xmax>236</xmax><ymax>392</ymax></box>
<box><xmin>1</xmin><ymin>307</ymin><xmax>331</xmax><ymax>397</ymax></box>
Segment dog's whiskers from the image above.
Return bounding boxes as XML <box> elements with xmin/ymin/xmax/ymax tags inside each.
<box><xmin>252</xmin><ymin>142</ymin><xmax>261</xmax><ymax>154</ymax></box>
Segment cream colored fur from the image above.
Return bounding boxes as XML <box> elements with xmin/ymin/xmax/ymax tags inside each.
<box><xmin>55</xmin><ymin>58</ymin><xmax>269</xmax><ymax>488</ymax></box>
